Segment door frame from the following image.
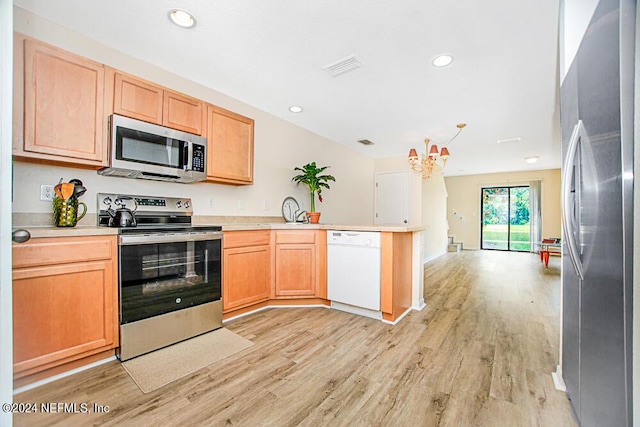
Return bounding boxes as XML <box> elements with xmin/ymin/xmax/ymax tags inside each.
<box><xmin>0</xmin><ymin>0</ymin><xmax>14</xmax><ymax>422</ymax></box>
<box><xmin>480</xmin><ymin>185</ymin><xmax>531</xmax><ymax>252</ymax></box>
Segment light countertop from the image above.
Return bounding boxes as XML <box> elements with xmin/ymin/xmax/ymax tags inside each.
<box><xmin>13</xmin><ymin>221</ymin><xmax>425</xmax><ymax>239</ymax></box>
<box><xmin>220</xmin><ymin>223</ymin><xmax>426</xmax><ymax>232</ymax></box>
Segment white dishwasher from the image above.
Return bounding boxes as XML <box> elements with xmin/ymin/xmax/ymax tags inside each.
<box><xmin>327</xmin><ymin>230</ymin><xmax>382</xmax><ymax>319</ymax></box>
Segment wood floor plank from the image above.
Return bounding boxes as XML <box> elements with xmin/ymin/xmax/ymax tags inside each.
<box><xmin>14</xmin><ymin>250</ymin><xmax>576</xmax><ymax>426</ymax></box>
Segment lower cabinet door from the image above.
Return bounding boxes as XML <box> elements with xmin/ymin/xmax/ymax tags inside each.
<box><xmin>274</xmin><ymin>244</ymin><xmax>317</xmax><ymax>298</ymax></box>
<box><xmin>223</xmin><ymin>245</ymin><xmax>271</xmax><ymax>311</ymax></box>
<box><xmin>12</xmin><ymin>260</ymin><xmax>117</xmax><ymax>376</ymax></box>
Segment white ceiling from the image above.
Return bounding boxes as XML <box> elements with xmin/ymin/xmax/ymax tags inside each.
<box><xmin>14</xmin><ymin>0</ymin><xmax>561</xmax><ymax>177</ymax></box>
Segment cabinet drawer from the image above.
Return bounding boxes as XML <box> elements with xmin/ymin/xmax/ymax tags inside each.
<box><xmin>13</xmin><ymin>236</ymin><xmax>116</xmax><ymax>269</ymax></box>
<box><xmin>224</xmin><ymin>230</ymin><xmax>270</xmax><ymax>249</ymax></box>
<box><xmin>274</xmin><ymin>230</ymin><xmax>317</xmax><ymax>245</ymax></box>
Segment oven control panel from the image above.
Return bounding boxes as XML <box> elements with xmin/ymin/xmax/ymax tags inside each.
<box><xmin>135</xmin><ymin>197</ymin><xmax>166</xmax><ymax>207</ymax></box>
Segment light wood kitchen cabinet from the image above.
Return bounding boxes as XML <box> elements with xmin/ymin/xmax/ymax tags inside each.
<box><xmin>206</xmin><ymin>104</ymin><xmax>254</xmax><ymax>185</ymax></box>
<box><xmin>223</xmin><ymin>231</ymin><xmax>271</xmax><ymax>312</ymax></box>
<box><xmin>380</xmin><ymin>232</ymin><xmax>413</xmax><ymax>323</ymax></box>
<box><xmin>273</xmin><ymin>230</ymin><xmax>327</xmax><ymax>299</ymax></box>
<box><xmin>111</xmin><ymin>71</ymin><xmax>205</xmax><ymax>135</ymax></box>
<box><xmin>13</xmin><ymin>35</ymin><xmax>108</xmax><ymax>167</ymax></box>
<box><xmin>12</xmin><ymin>235</ymin><xmax>119</xmax><ymax>380</ymax></box>
<box><xmin>112</xmin><ymin>72</ymin><xmax>163</xmax><ymax>125</ymax></box>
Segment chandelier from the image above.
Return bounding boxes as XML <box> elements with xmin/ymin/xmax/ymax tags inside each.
<box><xmin>408</xmin><ymin>123</ymin><xmax>466</xmax><ymax>179</ymax></box>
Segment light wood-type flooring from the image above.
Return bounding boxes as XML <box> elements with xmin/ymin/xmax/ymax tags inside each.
<box><xmin>14</xmin><ymin>250</ymin><xmax>576</xmax><ymax>426</ymax></box>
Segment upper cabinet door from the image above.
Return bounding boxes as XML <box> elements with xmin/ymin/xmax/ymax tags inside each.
<box><xmin>206</xmin><ymin>105</ymin><xmax>254</xmax><ymax>185</ymax></box>
<box><xmin>113</xmin><ymin>73</ymin><xmax>163</xmax><ymax>125</ymax></box>
<box><xmin>163</xmin><ymin>91</ymin><xmax>205</xmax><ymax>135</ymax></box>
<box><xmin>20</xmin><ymin>38</ymin><xmax>107</xmax><ymax>165</ymax></box>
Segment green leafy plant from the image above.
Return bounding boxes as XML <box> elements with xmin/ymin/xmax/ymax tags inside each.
<box><xmin>291</xmin><ymin>162</ymin><xmax>336</xmax><ymax>212</ymax></box>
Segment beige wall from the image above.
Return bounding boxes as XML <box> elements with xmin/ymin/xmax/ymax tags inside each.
<box><xmin>12</xmin><ymin>7</ymin><xmax>375</xmax><ymax>225</ymax></box>
<box><xmin>421</xmin><ymin>172</ymin><xmax>448</xmax><ymax>261</ymax></box>
<box><xmin>372</xmin><ymin>157</ymin><xmax>449</xmax><ymax>262</ymax></box>
<box><xmin>444</xmin><ymin>169</ymin><xmax>561</xmax><ymax>250</ymax></box>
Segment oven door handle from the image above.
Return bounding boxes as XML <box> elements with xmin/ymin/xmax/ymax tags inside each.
<box><xmin>119</xmin><ymin>231</ymin><xmax>223</xmax><ymax>245</ymax></box>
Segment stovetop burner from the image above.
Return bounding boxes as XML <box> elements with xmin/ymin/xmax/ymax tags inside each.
<box><xmin>97</xmin><ymin>193</ymin><xmax>218</xmax><ymax>233</ymax></box>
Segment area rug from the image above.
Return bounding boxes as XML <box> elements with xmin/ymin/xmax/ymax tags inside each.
<box><xmin>122</xmin><ymin>328</ymin><xmax>253</xmax><ymax>393</ymax></box>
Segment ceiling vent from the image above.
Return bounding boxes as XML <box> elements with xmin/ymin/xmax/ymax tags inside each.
<box><xmin>323</xmin><ymin>54</ymin><xmax>363</xmax><ymax>77</ymax></box>
<box><xmin>497</xmin><ymin>137</ymin><xmax>522</xmax><ymax>144</ymax></box>
<box><xmin>357</xmin><ymin>139</ymin><xmax>375</xmax><ymax>146</ymax></box>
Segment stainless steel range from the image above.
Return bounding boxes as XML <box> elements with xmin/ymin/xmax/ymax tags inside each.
<box><xmin>98</xmin><ymin>193</ymin><xmax>222</xmax><ymax>361</ymax></box>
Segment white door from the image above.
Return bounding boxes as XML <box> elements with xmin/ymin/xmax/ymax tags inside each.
<box><xmin>375</xmin><ymin>171</ymin><xmax>409</xmax><ymax>225</ymax></box>
<box><xmin>0</xmin><ymin>1</ymin><xmax>14</xmax><ymax>423</ymax></box>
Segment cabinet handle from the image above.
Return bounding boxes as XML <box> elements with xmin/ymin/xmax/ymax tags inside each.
<box><xmin>12</xmin><ymin>229</ymin><xmax>31</xmax><ymax>243</ymax></box>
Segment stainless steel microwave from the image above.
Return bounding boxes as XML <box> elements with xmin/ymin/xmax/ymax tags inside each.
<box><xmin>98</xmin><ymin>114</ymin><xmax>207</xmax><ymax>183</ymax></box>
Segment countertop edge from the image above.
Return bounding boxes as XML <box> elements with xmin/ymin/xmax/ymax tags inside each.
<box><xmin>13</xmin><ymin>226</ymin><xmax>120</xmax><ymax>239</ymax></box>
<box><xmin>14</xmin><ymin>223</ymin><xmax>426</xmax><ymax>239</ymax></box>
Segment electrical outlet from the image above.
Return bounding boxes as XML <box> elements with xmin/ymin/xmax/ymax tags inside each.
<box><xmin>208</xmin><ymin>197</ymin><xmax>215</xmax><ymax>208</ymax></box>
<box><xmin>263</xmin><ymin>200</ymin><xmax>270</xmax><ymax>210</ymax></box>
<box><xmin>238</xmin><ymin>200</ymin><xmax>245</xmax><ymax>210</ymax></box>
<box><xmin>40</xmin><ymin>184</ymin><xmax>54</xmax><ymax>201</ymax></box>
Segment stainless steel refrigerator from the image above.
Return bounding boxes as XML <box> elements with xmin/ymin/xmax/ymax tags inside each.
<box><xmin>560</xmin><ymin>0</ymin><xmax>634</xmax><ymax>425</ymax></box>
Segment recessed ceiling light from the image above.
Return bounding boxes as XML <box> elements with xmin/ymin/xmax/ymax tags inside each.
<box><xmin>525</xmin><ymin>156</ymin><xmax>539</xmax><ymax>164</ymax></box>
<box><xmin>432</xmin><ymin>54</ymin><xmax>454</xmax><ymax>67</ymax></box>
<box><xmin>289</xmin><ymin>106</ymin><xmax>303</xmax><ymax>113</ymax></box>
<box><xmin>168</xmin><ymin>9</ymin><xmax>196</xmax><ymax>28</ymax></box>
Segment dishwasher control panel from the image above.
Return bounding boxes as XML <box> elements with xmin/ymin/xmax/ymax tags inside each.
<box><xmin>328</xmin><ymin>231</ymin><xmax>381</xmax><ymax>248</ymax></box>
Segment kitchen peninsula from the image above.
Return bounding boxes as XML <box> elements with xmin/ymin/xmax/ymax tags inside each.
<box><xmin>211</xmin><ymin>222</ymin><xmax>425</xmax><ymax>324</ymax></box>
<box><xmin>12</xmin><ymin>219</ymin><xmax>424</xmax><ymax>387</ymax></box>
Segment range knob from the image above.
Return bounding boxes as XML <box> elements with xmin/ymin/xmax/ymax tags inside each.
<box><xmin>103</xmin><ymin>196</ymin><xmax>112</xmax><ymax>206</ymax></box>
<box><xmin>184</xmin><ymin>201</ymin><xmax>190</xmax><ymax>209</ymax></box>
<box><xmin>175</xmin><ymin>200</ymin><xmax>182</xmax><ymax>208</ymax></box>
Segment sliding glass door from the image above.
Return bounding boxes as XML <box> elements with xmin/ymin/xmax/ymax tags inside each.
<box><xmin>481</xmin><ymin>186</ymin><xmax>531</xmax><ymax>251</ymax></box>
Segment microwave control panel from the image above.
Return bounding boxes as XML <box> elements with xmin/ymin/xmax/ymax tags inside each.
<box><xmin>191</xmin><ymin>144</ymin><xmax>205</xmax><ymax>172</ymax></box>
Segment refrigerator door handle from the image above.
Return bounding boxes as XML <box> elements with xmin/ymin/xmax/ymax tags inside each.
<box><xmin>562</xmin><ymin>120</ymin><xmax>585</xmax><ymax>280</ymax></box>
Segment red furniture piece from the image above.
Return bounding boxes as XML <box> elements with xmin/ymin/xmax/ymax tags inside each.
<box><xmin>539</xmin><ymin>238</ymin><xmax>561</xmax><ymax>267</ymax></box>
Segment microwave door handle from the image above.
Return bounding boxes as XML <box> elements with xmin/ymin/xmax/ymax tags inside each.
<box><xmin>184</xmin><ymin>142</ymin><xmax>193</xmax><ymax>171</ymax></box>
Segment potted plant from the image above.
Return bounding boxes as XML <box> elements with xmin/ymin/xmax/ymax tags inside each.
<box><xmin>291</xmin><ymin>162</ymin><xmax>336</xmax><ymax>224</ymax></box>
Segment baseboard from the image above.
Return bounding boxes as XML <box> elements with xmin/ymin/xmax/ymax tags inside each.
<box><xmin>223</xmin><ymin>303</ymin><xmax>330</xmax><ymax>323</ymax></box>
<box><xmin>331</xmin><ymin>301</ymin><xmax>382</xmax><ymax>320</ymax></box>
<box><xmin>14</xmin><ymin>356</ymin><xmax>117</xmax><ymax>395</ymax></box>
<box><xmin>412</xmin><ymin>300</ymin><xmax>426</xmax><ymax>311</ymax></box>
<box><xmin>381</xmin><ymin>307</ymin><xmax>412</xmax><ymax>325</ymax></box>
<box><xmin>424</xmin><ymin>249</ymin><xmax>447</xmax><ymax>264</ymax></box>
<box><xmin>552</xmin><ymin>365</ymin><xmax>567</xmax><ymax>392</ymax></box>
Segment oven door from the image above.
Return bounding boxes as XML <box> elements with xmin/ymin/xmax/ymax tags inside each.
<box><xmin>119</xmin><ymin>232</ymin><xmax>222</xmax><ymax>324</ymax></box>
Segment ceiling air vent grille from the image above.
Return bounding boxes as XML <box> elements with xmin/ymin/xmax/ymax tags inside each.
<box><xmin>323</xmin><ymin>54</ymin><xmax>363</xmax><ymax>77</ymax></box>
<box><xmin>358</xmin><ymin>139</ymin><xmax>375</xmax><ymax>146</ymax></box>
